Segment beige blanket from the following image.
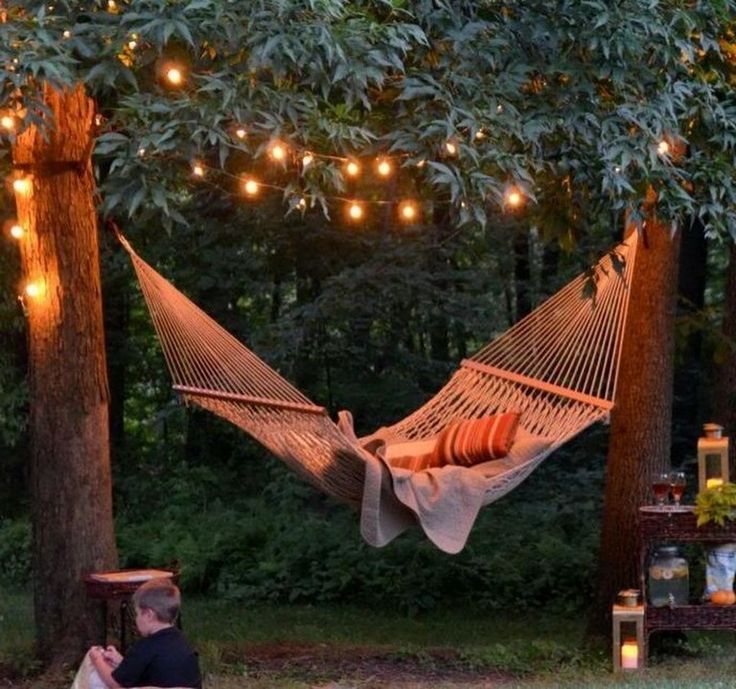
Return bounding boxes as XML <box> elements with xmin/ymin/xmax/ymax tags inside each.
<box><xmin>360</xmin><ymin>447</ymin><xmax>489</xmax><ymax>554</ymax></box>
<box><xmin>338</xmin><ymin>411</ymin><xmax>552</xmax><ymax>555</ymax></box>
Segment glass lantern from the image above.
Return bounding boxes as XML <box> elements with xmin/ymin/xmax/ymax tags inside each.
<box><xmin>612</xmin><ymin>601</ymin><xmax>644</xmax><ymax>671</ymax></box>
<box><xmin>698</xmin><ymin>423</ymin><xmax>729</xmax><ymax>492</ymax></box>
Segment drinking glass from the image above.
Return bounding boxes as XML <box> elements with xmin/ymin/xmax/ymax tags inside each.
<box><xmin>652</xmin><ymin>472</ymin><xmax>670</xmax><ymax>506</ymax></box>
<box><xmin>669</xmin><ymin>471</ymin><xmax>687</xmax><ymax>506</ymax></box>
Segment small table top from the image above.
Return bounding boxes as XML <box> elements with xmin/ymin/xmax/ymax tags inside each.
<box><xmin>83</xmin><ymin>568</ymin><xmax>176</xmax><ymax>599</ymax></box>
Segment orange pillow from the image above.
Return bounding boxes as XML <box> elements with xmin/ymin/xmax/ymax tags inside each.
<box><xmin>384</xmin><ymin>438</ymin><xmax>438</xmax><ymax>472</ymax></box>
<box><xmin>430</xmin><ymin>412</ymin><xmax>521</xmax><ymax>468</ymax></box>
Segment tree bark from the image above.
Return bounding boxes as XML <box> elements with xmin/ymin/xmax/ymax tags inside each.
<box><xmin>672</xmin><ymin>219</ymin><xmax>708</xmax><ymax>458</ymax></box>
<box><xmin>589</xmin><ymin>208</ymin><xmax>681</xmax><ymax>636</ymax></box>
<box><xmin>13</xmin><ymin>83</ymin><xmax>118</xmax><ymax>664</ymax></box>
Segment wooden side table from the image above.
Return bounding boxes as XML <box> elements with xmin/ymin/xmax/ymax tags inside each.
<box><xmin>83</xmin><ymin>568</ymin><xmax>178</xmax><ymax>651</ymax></box>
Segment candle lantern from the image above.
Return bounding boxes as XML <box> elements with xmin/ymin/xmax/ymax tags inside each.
<box><xmin>612</xmin><ymin>601</ymin><xmax>644</xmax><ymax>671</ymax></box>
<box><xmin>698</xmin><ymin>423</ymin><xmax>729</xmax><ymax>492</ymax></box>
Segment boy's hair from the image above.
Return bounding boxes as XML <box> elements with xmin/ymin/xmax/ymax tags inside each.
<box><xmin>132</xmin><ymin>577</ymin><xmax>181</xmax><ymax>624</ymax></box>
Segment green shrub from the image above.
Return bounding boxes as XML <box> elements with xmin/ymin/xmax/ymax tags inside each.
<box><xmin>0</xmin><ymin>518</ymin><xmax>31</xmax><ymax>587</ymax></box>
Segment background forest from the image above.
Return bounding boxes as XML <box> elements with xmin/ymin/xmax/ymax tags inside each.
<box><xmin>0</xmin><ymin>196</ymin><xmax>728</xmax><ymax>614</ymax></box>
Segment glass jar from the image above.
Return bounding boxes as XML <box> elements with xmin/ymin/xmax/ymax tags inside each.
<box><xmin>648</xmin><ymin>545</ymin><xmax>689</xmax><ymax>607</ymax></box>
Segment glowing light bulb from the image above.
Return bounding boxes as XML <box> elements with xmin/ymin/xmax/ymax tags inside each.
<box><xmin>657</xmin><ymin>140</ymin><xmax>670</xmax><ymax>155</ymax></box>
<box><xmin>302</xmin><ymin>152</ymin><xmax>314</xmax><ymax>168</ymax></box>
<box><xmin>13</xmin><ymin>177</ymin><xmax>31</xmax><ymax>195</ymax></box>
<box><xmin>269</xmin><ymin>142</ymin><xmax>287</xmax><ymax>161</ymax></box>
<box><xmin>376</xmin><ymin>159</ymin><xmax>392</xmax><ymax>177</ymax></box>
<box><xmin>445</xmin><ymin>141</ymin><xmax>458</xmax><ymax>156</ymax></box>
<box><xmin>345</xmin><ymin>161</ymin><xmax>361</xmax><ymax>177</ymax></box>
<box><xmin>297</xmin><ymin>197</ymin><xmax>307</xmax><ymax>210</ymax></box>
<box><xmin>192</xmin><ymin>163</ymin><xmax>204</xmax><ymax>177</ymax></box>
<box><xmin>107</xmin><ymin>0</ymin><xmax>117</xmax><ymax>10</ymax></box>
<box><xmin>24</xmin><ymin>281</ymin><xmax>45</xmax><ymax>299</ymax></box>
<box><xmin>347</xmin><ymin>202</ymin><xmax>364</xmax><ymax>220</ymax></box>
<box><xmin>475</xmin><ymin>130</ymin><xmax>486</xmax><ymax>140</ymax></box>
<box><xmin>137</xmin><ymin>147</ymin><xmax>146</xmax><ymax>157</ymax></box>
<box><xmin>504</xmin><ymin>186</ymin><xmax>524</xmax><ymax>209</ymax></box>
<box><xmin>416</xmin><ymin>159</ymin><xmax>426</xmax><ymax>168</ymax></box>
<box><xmin>127</xmin><ymin>39</ymin><xmax>137</xmax><ymax>50</ymax></box>
<box><xmin>62</xmin><ymin>29</ymin><xmax>71</xmax><ymax>39</ymax></box>
<box><xmin>1</xmin><ymin>115</ymin><xmax>15</xmax><ymax>130</ymax></box>
<box><xmin>166</xmin><ymin>67</ymin><xmax>184</xmax><ymax>86</ymax></box>
<box><xmin>242</xmin><ymin>178</ymin><xmax>259</xmax><ymax>196</ymax></box>
<box><xmin>234</xmin><ymin>127</ymin><xmax>247</xmax><ymax>140</ymax></box>
<box><xmin>10</xmin><ymin>224</ymin><xmax>25</xmax><ymax>239</ymax></box>
<box><xmin>399</xmin><ymin>201</ymin><xmax>418</xmax><ymax>222</ymax></box>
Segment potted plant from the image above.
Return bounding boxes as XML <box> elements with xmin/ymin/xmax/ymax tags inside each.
<box><xmin>694</xmin><ymin>482</ymin><xmax>736</xmax><ymax>526</ymax></box>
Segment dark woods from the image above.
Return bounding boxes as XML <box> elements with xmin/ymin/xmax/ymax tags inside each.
<box><xmin>1</xmin><ymin>206</ymin><xmax>733</xmax><ymax>614</ymax></box>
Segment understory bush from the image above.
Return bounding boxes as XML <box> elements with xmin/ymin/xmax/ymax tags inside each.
<box><xmin>114</xmin><ymin>428</ymin><xmax>606</xmax><ymax>614</ymax></box>
<box><xmin>0</xmin><ymin>518</ymin><xmax>31</xmax><ymax>587</ymax></box>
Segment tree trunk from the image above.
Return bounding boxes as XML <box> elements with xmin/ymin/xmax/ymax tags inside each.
<box><xmin>589</xmin><ymin>210</ymin><xmax>681</xmax><ymax>636</ymax></box>
<box><xmin>13</xmin><ymin>83</ymin><xmax>118</xmax><ymax>665</ymax></box>
<box><xmin>101</xmin><ymin>233</ymin><xmax>130</xmax><ymax>458</ymax></box>
<box><xmin>513</xmin><ymin>230</ymin><xmax>531</xmax><ymax>319</ymax></box>
<box><xmin>713</xmin><ymin>241</ymin><xmax>736</xmax><ymax>470</ymax></box>
<box><xmin>672</xmin><ymin>219</ymin><xmax>708</xmax><ymax>459</ymax></box>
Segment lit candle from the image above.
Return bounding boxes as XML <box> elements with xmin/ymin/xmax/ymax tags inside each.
<box><xmin>707</xmin><ymin>478</ymin><xmax>724</xmax><ymax>489</ymax></box>
<box><xmin>620</xmin><ymin>641</ymin><xmax>639</xmax><ymax>670</ymax></box>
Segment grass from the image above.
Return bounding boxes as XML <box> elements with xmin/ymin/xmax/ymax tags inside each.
<box><xmin>3</xmin><ymin>588</ymin><xmax>736</xmax><ymax>687</ymax></box>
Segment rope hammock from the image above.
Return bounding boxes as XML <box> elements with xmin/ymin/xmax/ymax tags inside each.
<box><xmin>119</xmin><ymin>232</ymin><xmax>638</xmax><ymax>516</ymax></box>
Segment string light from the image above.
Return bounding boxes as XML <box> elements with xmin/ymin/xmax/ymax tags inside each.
<box><xmin>475</xmin><ymin>130</ymin><xmax>486</xmax><ymax>141</ymax></box>
<box><xmin>445</xmin><ymin>141</ymin><xmax>458</xmax><ymax>156</ymax></box>
<box><xmin>657</xmin><ymin>139</ymin><xmax>670</xmax><ymax>156</ymax></box>
<box><xmin>1</xmin><ymin>115</ymin><xmax>14</xmax><ymax>131</ymax></box>
<box><xmin>24</xmin><ymin>280</ymin><xmax>45</xmax><ymax>299</ymax></box>
<box><xmin>347</xmin><ymin>201</ymin><xmax>364</xmax><ymax>221</ymax></box>
<box><xmin>13</xmin><ymin>177</ymin><xmax>32</xmax><ymax>195</ymax></box>
<box><xmin>302</xmin><ymin>152</ymin><xmax>314</xmax><ymax>168</ymax></box>
<box><xmin>234</xmin><ymin>127</ymin><xmax>247</xmax><ymax>140</ymax></box>
<box><xmin>297</xmin><ymin>197</ymin><xmax>307</xmax><ymax>210</ymax></box>
<box><xmin>345</xmin><ymin>160</ymin><xmax>361</xmax><ymax>178</ymax></box>
<box><xmin>165</xmin><ymin>66</ymin><xmax>184</xmax><ymax>86</ymax></box>
<box><xmin>62</xmin><ymin>29</ymin><xmax>71</xmax><ymax>39</ymax></box>
<box><xmin>242</xmin><ymin>178</ymin><xmax>259</xmax><ymax>196</ymax></box>
<box><xmin>504</xmin><ymin>186</ymin><xmax>525</xmax><ymax>210</ymax></box>
<box><xmin>107</xmin><ymin>0</ymin><xmax>117</xmax><ymax>10</ymax></box>
<box><xmin>268</xmin><ymin>141</ymin><xmax>287</xmax><ymax>162</ymax></box>
<box><xmin>376</xmin><ymin>158</ymin><xmax>392</xmax><ymax>177</ymax></box>
<box><xmin>192</xmin><ymin>163</ymin><xmax>204</xmax><ymax>177</ymax></box>
<box><xmin>127</xmin><ymin>39</ymin><xmax>137</xmax><ymax>50</ymax></box>
<box><xmin>9</xmin><ymin>224</ymin><xmax>25</xmax><ymax>239</ymax></box>
<box><xmin>399</xmin><ymin>201</ymin><xmax>419</xmax><ymax>223</ymax></box>
<box><xmin>137</xmin><ymin>147</ymin><xmax>146</xmax><ymax>157</ymax></box>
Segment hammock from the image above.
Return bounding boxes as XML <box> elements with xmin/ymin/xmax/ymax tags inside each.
<box><xmin>119</xmin><ymin>233</ymin><xmax>637</xmax><ymax>534</ymax></box>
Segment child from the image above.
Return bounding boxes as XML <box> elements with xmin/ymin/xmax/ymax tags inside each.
<box><xmin>88</xmin><ymin>577</ymin><xmax>201</xmax><ymax>689</ymax></box>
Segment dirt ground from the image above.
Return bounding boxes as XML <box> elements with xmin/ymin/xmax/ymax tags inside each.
<box><xmin>237</xmin><ymin>642</ymin><xmax>508</xmax><ymax>684</ymax></box>
<box><xmin>0</xmin><ymin>643</ymin><xmax>510</xmax><ymax>689</ymax></box>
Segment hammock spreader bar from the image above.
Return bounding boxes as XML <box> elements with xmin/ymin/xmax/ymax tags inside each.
<box><xmin>173</xmin><ymin>384</ymin><xmax>327</xmax><ymax>415</ymax></box>
<box><xmin>460</xmin><ymin>360</ymin><xmax>615</xmax><ymax>412</ymax></box>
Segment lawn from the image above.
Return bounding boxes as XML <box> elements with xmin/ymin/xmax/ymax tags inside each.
<box><xmin>3</xmin><ymin>589</ymin><xmax>736</xmax><ymax>688</ymax></box>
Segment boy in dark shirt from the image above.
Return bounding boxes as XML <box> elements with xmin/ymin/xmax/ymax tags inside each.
<box><xmin>89</xmin><ymin>577</ymin><xmax>201</xmax><ymax>689</ymax></box>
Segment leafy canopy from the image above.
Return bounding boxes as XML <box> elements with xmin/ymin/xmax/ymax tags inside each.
<box><xmin>1</xmin><ymin>1</ymin><xmax>736</xmax><ymax>236</ymax></box>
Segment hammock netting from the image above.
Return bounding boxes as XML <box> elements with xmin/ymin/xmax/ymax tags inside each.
<box><xmin>119</xmin><ymin>232</ymin><xmax>638</xmax><ymax>508</ymax></box>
